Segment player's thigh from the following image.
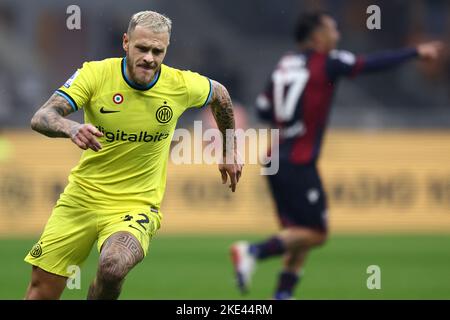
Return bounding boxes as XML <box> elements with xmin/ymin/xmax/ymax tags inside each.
<box><xmin>97</xmin><ymin>207</ymin><xmax>162</xmax><ymax>257</ymax></box>
<box><xmin>266</xmin><ymin>166</ymin><xmax>291</xmax><ymax>221</ymax></box>
<box><xmin>96</xmin><ymin>231</ymin><xmax>145</xmax><ymax>280</ymax></box>
<box><xmin>24</xmin><ymin>203</ymin><xmax>97</xmax><ymax>277</ymax></box>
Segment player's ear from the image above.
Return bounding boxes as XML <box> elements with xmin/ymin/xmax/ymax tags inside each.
<box><xmin>123</xmin><ymin>33</ymin><xmax>129</xmax><ymax>52</ymax></box>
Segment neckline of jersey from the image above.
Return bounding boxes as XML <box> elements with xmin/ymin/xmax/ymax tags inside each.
<box><xmin>121</xmin><ymin>57</ymin><xmax>161</xmax><ymax>91</ymax></box>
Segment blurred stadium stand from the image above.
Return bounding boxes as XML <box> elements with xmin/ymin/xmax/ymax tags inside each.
<box><xmin>0</xmin><ymin>0</ymin><xmax>449</xmax><ymax>236</ymax></box>
<box><xmin>0</xmin><ymin>0</ymin><xmax>448</xmax><ymax>129</ymax></box>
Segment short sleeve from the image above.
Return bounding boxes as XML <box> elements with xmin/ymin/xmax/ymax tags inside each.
<box><xmin>55</xmin><ymin>62</ymin><xmax>98</xmax><ymax>111</ymax></box>
<box><xmin>182</xmin><ymin>70</ymin><xmax>212</xmax><ymax>108</ymax></box>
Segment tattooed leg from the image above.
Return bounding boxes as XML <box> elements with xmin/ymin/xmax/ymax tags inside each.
<box><xmin>87</xmin><ymin>232</ymin><xmax>144</xmax><ymax>300</ymax></box>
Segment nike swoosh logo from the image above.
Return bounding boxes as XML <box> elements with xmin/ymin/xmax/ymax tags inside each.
<box><xmin>100</xmin><ymin>107</ymin><xmax>120</xmax><ymax>114</ymax></box>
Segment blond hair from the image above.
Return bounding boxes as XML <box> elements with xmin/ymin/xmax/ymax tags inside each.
<box><xmin>127</xmin><ymin>11</ymin><xmax>172</xmax><ymax>35</ymax></box>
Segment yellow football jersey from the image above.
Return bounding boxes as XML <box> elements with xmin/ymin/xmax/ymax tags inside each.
<box><xmin>55</xmin><ymin>57</ymin><xmax>212</xmax><ymax>210</ymax></box>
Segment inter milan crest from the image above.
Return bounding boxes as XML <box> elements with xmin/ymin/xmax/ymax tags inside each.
<box><xmin>30</xmin><ymin>243</ymin><xmax>42</xmax><ymax>258</ymax></box>
<box><xmin>113</xmin><ymin>93</ymin><xmax>124</xmax><ymax>104</ymax></box>
<box><xmin>156</xmin><ymin>102</ymin><xmax>173</xmax><ymax>124</ymax></box>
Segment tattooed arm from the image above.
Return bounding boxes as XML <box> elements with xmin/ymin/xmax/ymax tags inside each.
<box><xmin>31</xmin><ymin>94</ymin><xmax>103</xmax><ymax>152</ymax></box>
<box><xmin>208</xmin><ymin>80</ymin><xmax>243</xmax><ymax>192</ymax></box>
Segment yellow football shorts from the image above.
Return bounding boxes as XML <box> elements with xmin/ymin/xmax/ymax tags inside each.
<box><xmin>24</xmin><ymin>202</ymin><xmax>162</xmax><ymax>277</ymax></box>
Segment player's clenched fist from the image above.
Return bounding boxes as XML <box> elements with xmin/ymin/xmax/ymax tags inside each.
<box><xmin>69</xmin><ymin>124</ymin><xmax>103</xmax><ymax>152</ymax></box>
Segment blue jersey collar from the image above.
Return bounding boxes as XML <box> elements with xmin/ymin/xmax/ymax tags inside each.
<box><xmin>121</xmin><ymin>57</ymin><xmax>160</xmax><ymax>91</ymax></box>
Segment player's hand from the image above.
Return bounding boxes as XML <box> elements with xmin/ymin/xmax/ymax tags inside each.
<box><xmin>218</xmin><ymin>152</ymin><xmax>243</xmax><ymax>192</ymax></box>
<box><xmin>69</xmin><ymin>124</ymin><xmax>103</xmax><ymax>152</ymax></box>
<box><xmin>417</xmin><ymin>41</ymin><xmax>444</xmax><ymax>61</ymax></box>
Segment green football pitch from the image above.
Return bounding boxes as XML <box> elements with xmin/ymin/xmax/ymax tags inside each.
<box><xmin>1</xmin><ymin>234</ymin><xmax>449</xmax><ymax>300</ymax></box>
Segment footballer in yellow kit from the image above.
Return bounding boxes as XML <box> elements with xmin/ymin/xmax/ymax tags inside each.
<box><xmin>24</xmin><ymin>11</ymin><xmax>242</xmax><ymax>300</ymax></box>
<box><xmin>25</xmin><ymin>57</ymin><xmax>211</xmax><ymax>276</ymax></box>
<box><xmin>25</xmin><ymin>58</ymin><xmax>211</xmax><ymax>276</ymax></box>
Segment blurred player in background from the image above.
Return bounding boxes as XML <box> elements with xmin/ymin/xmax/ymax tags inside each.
<box><xmin>24</xmin><ymin>10</ymin><xmax>242</xmax><ymax>300</ymax></box>
<box><xmin>231</xmin><ymin>11</ymin><xmax>443</xmax><ymax>300</ymax></box>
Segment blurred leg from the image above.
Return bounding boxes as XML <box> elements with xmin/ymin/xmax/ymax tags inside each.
<box><xmin>283</xmin><ymin>246</ymin><xmax>308</xmax><ymax>273</ymax></box>
<box><xmin>249</xmin><ymin>226</ymin><xmax>327</xmax><ymax>260</ymax></box>
<box><xmin>279</xmin><ymin>226</ymin><xmax>328</xmax><ymax>250</ymax></box>
<box><xmin>272</xmin><ymin>228</ymin><xmax>326</xmax><ymax>300</ymax></box>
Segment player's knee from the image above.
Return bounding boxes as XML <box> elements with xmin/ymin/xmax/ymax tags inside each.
<box><xmin>26</xmin><ymin>278</ymin><xmax>59</xmax><ymax>300</ymax></box>
<box><xmin>314</xmin><ymin>230</ymin><xmax>328</xmax><ymax>247</ymax></box>
<box><xmin>98</xmin><ymin>254</ymin><xmax>127</xmax><ymax>284</ymax></box>
<box><xmin>25</xmin><ymin>267</ymin><xmax>66</xmax><ymax>300</ymax></box>
<box><xmin>26</xmin><ymin>280</ymin><xmax>44</xmax><ymax>299</ymax></box>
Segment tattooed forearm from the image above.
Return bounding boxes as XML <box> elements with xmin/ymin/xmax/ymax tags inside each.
<box><xmin>30</xmin><ymin>94</ymin><xmax>80</xmax><ymax>138</ymax></box>
<box><xmin>209</xmin><ymin>80</ymin><xmax>236</xmax><ymax>155</ymax></box>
